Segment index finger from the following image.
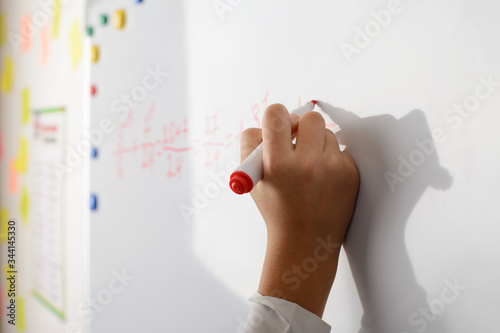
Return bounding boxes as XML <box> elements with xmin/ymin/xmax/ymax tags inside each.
<box><xmin>262</xmin><ymin>104</ymin><xmax>293</xmax><ymax>161</ymax></box>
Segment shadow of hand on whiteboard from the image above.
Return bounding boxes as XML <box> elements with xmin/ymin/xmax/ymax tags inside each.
<box><xmin>318</xmin><ymin>102</ymin><xmax>453</xmax><ymax>333</ymax></box>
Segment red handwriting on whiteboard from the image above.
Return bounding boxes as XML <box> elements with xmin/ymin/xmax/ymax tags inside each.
<box><xmin>113</xmin><ymin>91</ymin><xmax>283</xmax><ymax>181</ymax></box>
<box><xmin>114</xmin><ymin>101</ymin><xmax>243</xmax><ymax>181</ymax></box>
<box><xmin>166</xmin><ymin>153</ymin><xmax>183</xmax><ymax>180</ymax></box>
<box><xmin>205</xmin><ymin>111</ymin><xmax>219</xmax><ymax>137</ymax></box>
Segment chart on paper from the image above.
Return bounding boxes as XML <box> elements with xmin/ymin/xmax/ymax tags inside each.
<box><xmin>32</xmin><ymin>107</ymin><xmax>66</xmax><ymax>319</ymax></box>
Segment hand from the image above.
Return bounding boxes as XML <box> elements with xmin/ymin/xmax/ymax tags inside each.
<box><xmin>240</xmin><ymin>103</ymin><xmax>360</xmax><ymax>317</ymax></box>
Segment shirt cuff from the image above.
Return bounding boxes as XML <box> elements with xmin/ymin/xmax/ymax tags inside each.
<box><xmin>242</xmin><ymin>291</ymin><xmax>332</xmax><ymax>333</ymax></box>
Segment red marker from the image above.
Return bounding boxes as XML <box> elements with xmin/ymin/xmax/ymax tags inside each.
<box><xmin>230</xmin><ymin>100</ymin><xmax>317</xmax><ymax>194</ymax></box>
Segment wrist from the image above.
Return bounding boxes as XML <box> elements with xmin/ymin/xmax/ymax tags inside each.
<box><xmin>258</xmin><ymin>234</ymin><xmax>342</xmax><ymax>317</ymax></box>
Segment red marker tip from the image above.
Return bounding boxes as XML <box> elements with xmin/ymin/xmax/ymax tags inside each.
<box><xmin>230</xmin><ymin>171</ymin><xmax>253</xmax><ymax>195</ymax></box>
<box><xmin>311</xmin><ymin>100</ymin><xmax>317</xmax><ymax>105</ymax></box>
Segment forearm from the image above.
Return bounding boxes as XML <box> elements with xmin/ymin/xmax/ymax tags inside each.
<box><xmin>258</xmin><ymin>233</ymin><xmax>341</xmax><ymax>317</ymax></box>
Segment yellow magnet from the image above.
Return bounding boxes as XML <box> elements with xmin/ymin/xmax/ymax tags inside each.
<box><xmin>113</xmin><ymin>10</ymin><xmax>126</xmax><ymax>30</ymax></box>
<box><xmin>91</xmin><ymin>45</ymin><xmax>99</xmax><ymax>63</ymax></box>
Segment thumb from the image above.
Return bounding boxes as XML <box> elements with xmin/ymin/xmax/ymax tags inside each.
<box><xmin>240</xmin><ymin>128</ymin><xmax>262</xmax><ymax>162</ymax></box>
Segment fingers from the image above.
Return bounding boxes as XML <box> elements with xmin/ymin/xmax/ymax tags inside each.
<box><xmin>295</xmin><ymin>111</ymin><xmax>326</xmax><ymax>156</ymax></box>
<box><xmin>262</xmin><ymin>104</ymin><xmax>293</xmax><ymax>161</ymax></box>
<box><xmin>290</xmin><ymin>113</ymin><xmax>300</xmax><ymax>141</ymax></box>
<box><xmin>240</xmin><ymin>128</ymin><xmax>262</xmax><ymax>162</ymax></box>
<box><xmin>324</xmin><ymin>129</ymin><xmax>341</xmax><ymax>155</ymax></box>
<box><xmin>290</xmin><ymin>114</ymin><xmax>300</xmax><ymax>135</ymax></box>
<box><xmin>240</xmin><ymin>113</ymin><xmax>299</xmax><ymax>163</ymax></box>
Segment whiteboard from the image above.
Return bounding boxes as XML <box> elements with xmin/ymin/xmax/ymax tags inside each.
<box><xmin>89</xmin><ymin>0</ymin><xmax>500</xmax><ymax>332</ymax></box>
<box><xmin>88</xmin><ymin>1</ymin><xmax>248</xmax><ymax>332</ymax></box>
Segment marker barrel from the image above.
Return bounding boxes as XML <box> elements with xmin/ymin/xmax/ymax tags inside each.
<box><xmin>229</xmin><ymin>101</ymin><xmax>316</xmax><ymax>194</ymax></box>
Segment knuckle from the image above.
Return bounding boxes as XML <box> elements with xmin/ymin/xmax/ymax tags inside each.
<box><xmin>343</xmin><ymin>154</ymin><xmax>360</xmax><ymax>188</ymax></box>
<box><xmin>240</xmin><ymin>128</ymin><xmax>261</xmax><ymax>161</ymax></box>
<box><xmin>265</xmin><ymin>103</ymin><xmax>287</xmax><ymax>116</ymax></box>
<box><xmin>351</xmin><ymin>166</ymin><xmax>360</xmax><ymax>189</ymax></box>
<box><xmin>261</xmin><ymin>127</ymin><xmax>273</xmax><ymax>142</ymax></box>
<box><xmin>241</xmin><ymin>127</ymin><xmax>260</xmax><ymax>141</ymax></box>
<box><xmin>325</xmin><ymin>130</ymin><xmax>337</xmax><ymax>144</ymax></box>
<box><xmin>264</xmin><ymin>104</ymin><xmax>288</xmax><ymax>132</ymax></box>
<box><xmin>302</xmin><ymin>111</ymin><xmax>325</xmax><ymax>125</ymax></box>
<box><xmin>326</xmin><ymin>129</ymin><xmax>336</xmax><ymax>140</ymax></box>
<box><xmin>326</xmin><ymin>153</ymin><xmax>359</xmax><ymax>190</ymax></box>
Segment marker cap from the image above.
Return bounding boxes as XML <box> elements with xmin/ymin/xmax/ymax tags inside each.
<box><xmin>230</xmin><ymin>171</ymin><xmax>253</xmax><ymax>195</ymax></box>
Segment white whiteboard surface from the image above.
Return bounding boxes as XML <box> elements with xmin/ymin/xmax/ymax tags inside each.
<box><xmin>90</xmin><ymin>0</ymin><xmax>500</xmax><ymax>332</ymax></box>
<box><xmin>88</xmin><ymin>1</ymin><xmax>248</xmax><ymax>332</ymax></box>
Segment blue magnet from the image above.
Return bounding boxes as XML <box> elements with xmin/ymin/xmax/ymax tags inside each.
<box><xmin>91</xmin><ymin>147</ymin><xmax>99</xmax><ymax>159</ymax></box>
<box><xmin>90</xmin><ymin>194</ymin><xmax>98</xmax><ymax>211</ymax></box>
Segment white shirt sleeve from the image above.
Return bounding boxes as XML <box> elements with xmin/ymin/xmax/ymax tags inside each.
<box><xmin>241</xmin><ymin>292</ymin><xmax>332</xmax><ymax>333</ymax></box>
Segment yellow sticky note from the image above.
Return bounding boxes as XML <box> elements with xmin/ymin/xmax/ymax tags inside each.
<box><xmin>69</xmin><ymin>19</ymin><xmax>82</xmax><ymax>69</ymax></box>
<box><xmin>0</xmin><ymin>13</ymin><xmax>6</xmax><ymax>46</ymax></box>
<box><xmin>17</xmin><ymin>296</ymin><xmax>26</xmax><ymax>331</ymax></box>
<box><xmin>113</xmin><ymin>10</ymin><xmax>126</xmax><ymax>30</ymax></box>
<box><xmin>15</xmin><ymin>137</ymin><xmax>28</xmax><ymax>174</ymax></box>
<box><xmin>1</xmin><ymin>56</ymin><xmax>13</xmax><ymax>92</ymax></box>
<box><xmin>91</xmin><ymin>45</ymin><xmax>99</xmax><ymax>63</ymax></box>
<box><xmin>0</xmin><ymin>208</ymin><xmax>8</xmax><ymax>242</ymax></box>
<box><xmin>52</xmin><ymin>0</ymin><xmax>61</xmax><ymax>38</ymax></box>
<box><xmin>21</xmin><ymin>88</ymin><xmax>30</xmax><ymax>124</ymax></box>
<box><xmin>19</xmin><ymin>187</ymin><xmax>29</xmax><ymax>225</ymax></box>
